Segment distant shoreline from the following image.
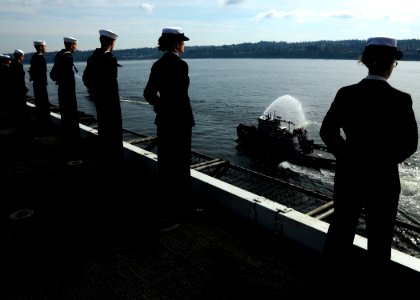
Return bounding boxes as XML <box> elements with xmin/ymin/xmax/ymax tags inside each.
<box><xmin>19</xmin><ymin>39</ymin><xmax>420</xmax><ymax>63</ymax></box>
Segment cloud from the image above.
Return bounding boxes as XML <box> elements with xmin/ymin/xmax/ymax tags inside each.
<box><xmin>43</xmin><ymin>0</ymin><xmax>65</xmax><ymax>5</ymax></box>
<box><xmin>252</xmin><ymin>9</ymin><xmax>317</xmax><ymax>22</ymax></box>
<box><xmin>139</xmin><ymin>3</ymin><xmax>154</xmax><ymax>13</ymax></box>
<box><xmin>252</xmin><ymin>9</ymin><xmax>282</xmax><ymax>21</ymax></box>
<box><xmin>319</xmin><ymin>10</ymin><xmax>354</xmax><ymax>20</ymax></box>
<box><xmin>14</xmin><ymin>0</ymin><xmax>32</xmax><ymax>6</ymax></box>
<box><xmin>219</xmin><ymin>0</ymin><xmax>244</xmax><ymax>6</ymax></box>
<box><xmin>251</xmin><ymin>8</ymin><xmax>420</xmax><ymax>24</ymax></box>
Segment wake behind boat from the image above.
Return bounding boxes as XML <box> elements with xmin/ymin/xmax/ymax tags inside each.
<box><xmin>236</xmin><ymin>96</ymin><xmax>336</xmax><ymax>170</ymax></box>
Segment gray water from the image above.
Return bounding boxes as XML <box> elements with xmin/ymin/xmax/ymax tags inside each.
<box><xmin>28</xmin><ymin>58</ymin><xmax>420</xmax><ymax>254</ymax></box>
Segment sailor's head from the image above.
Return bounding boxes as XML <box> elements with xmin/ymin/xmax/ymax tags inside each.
<box><xmin>33</xmin><ymin>40</ymin><xmax>46</xmax><ymax>53</ymax></box>
<box><xmin>13</xmin><ymin>49</ymin><xmax>24</xmax><ymax>62</ymax></box>
<box><xmin>63</xmin><ymin>36</ymin><xmax>78</xmax><ymax>53</ymax></box>
<box><xmin>99</xmin><ymin>29</ymin><xmax>118</xmax><ymax>49</ymax></box>
<box><xmin>361</xmin><ymin>37</ymin><xmax>403</xmax><ymax>77</ymax></box>
<box><xmin>158</xmin><ymin>26</ymin><xmax>189</xmax><ymax>52</ymax></box>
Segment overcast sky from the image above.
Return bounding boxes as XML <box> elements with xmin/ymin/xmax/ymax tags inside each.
<box><xmin>1</xmin><ymin>0</ymin><xmax>420</xmax><ymax>54</ymax></box>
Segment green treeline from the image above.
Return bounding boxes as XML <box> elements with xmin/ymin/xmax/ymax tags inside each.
<box><xmin>20</xmin><ymin>39</ymin><xmax>420</xmax><ymax>63</ymax></box>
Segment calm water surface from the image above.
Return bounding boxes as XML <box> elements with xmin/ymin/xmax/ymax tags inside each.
<box><xmin>32</xmin><ymin>58</ymin><xmax>420</xmax><ymax>240</ymax></box>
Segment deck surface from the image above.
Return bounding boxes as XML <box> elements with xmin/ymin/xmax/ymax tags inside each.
<box><xmin>1</xmin><ymin>109</ymin><xmax>417</xmax><ymax>299</ymax></box>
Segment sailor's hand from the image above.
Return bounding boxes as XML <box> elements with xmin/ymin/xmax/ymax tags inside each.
<box><xmin>153</xmin><ymin>102</ymin><xmax>160</xmax><ymax>113</ymax></box>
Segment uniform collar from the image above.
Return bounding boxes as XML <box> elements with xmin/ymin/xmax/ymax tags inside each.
<box><xmin>365</xmin><ymin>74</ymin><xmax>387</xmax><ymax>81</ymax></box>
<box><xmin>165</xmin><ymin>51</ymin><xmax>179</xmax><ymax>56</ymax></box>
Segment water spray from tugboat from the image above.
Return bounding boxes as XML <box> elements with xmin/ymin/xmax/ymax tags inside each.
<box><xmin>262</xmin><ymin>95</ymin><xmax>307</xmax><ymax>128</ymax></box>
<box><xmin>262</xmin><ymin>95</ymin><xmax>335</xmax><ymax>183</ymax></box>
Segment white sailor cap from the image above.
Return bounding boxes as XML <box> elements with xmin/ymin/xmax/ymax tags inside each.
<box><xmin>14</xmin><ymin>49</ymin><xmax>24</xmax><ymax>55</ymax></box>
<box><xmin>99</xmin><ymin>29</ymin><xmax>118</xmax><ymax>40</ymax></box>
<box><xmin>365</xmin><ymin>37</ymin><xmax>403</xmax><ymax>60</ymax></box>
<box><xmin>0</xmin><ymin>54</ymin><xmax>11</xmax><ymax>61</ymax></box>
<box><xmin>33</xmin><ymin>40</ymin><xmax>46</xmax><ymax>46</ymax></box>
<box><xmin>63</xmin><ymin>36</ymin><xmax>78</xmax><ymax>43</ymax></box>
<box><xmin>161</xmin><ymin>26</ymin><xmax>189</xmax><ymax>41</ymax></box>
<box><xmin>366</xmin><ymin>37</ymin><xmax>398</xmax><ymax>48</ymax></box>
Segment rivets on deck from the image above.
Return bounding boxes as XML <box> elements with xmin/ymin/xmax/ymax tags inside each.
<box><xmin>67</xmin><ymin>160</ymin><xmax>84</xmax><ymax>166</ymax></box>
<box><xmin>9</xmin><ymin>209</ymin><xmax>34</xmax><ymax>220</ymax></box>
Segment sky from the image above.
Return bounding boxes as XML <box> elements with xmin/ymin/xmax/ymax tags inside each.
<box><xmin>1</xmin><ymin>0</ymin><xmax>420</xmax><ymax>54</ymax></box>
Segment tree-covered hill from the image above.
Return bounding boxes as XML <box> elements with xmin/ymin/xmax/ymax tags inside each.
<box><xmin>20</xmin><ymin>39</ymin><xmax>420</xmax><ymax>64</ymax></box>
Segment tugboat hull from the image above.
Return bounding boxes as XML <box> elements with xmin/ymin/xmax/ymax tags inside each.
<box><xmin>236</xmin><ymin>116</ymin><xmax>336</xmax><ymax>170</ymax></box>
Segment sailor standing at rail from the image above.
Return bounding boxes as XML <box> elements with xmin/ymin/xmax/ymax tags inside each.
<box><xmin>144</xmin><ymin>26</ymin><xmax>196</xmax><ymax>231</ymax></box>
<box><xmin>83</xmin><ymin>29</ymin><xmax>123</xmax><ymax>167</ymax></box>
<box><xmin>51</xmin><ymin>36</ymin><xmax>80</xmax><ymax>155</ymax></box>
<box><xmin>29</xmin><ymin>40</ymin><xmax>51</xmax><ymax>132</ymax></box>
<box><xmin>0</xmin><ymin>54</ymin><xmax>12</xmax><ymax>114</ymax></box>
<box><xmin>320</xmin><ymin>37</ymin><xmax>418</xmax><ymax>295</ymax></box>
<box><xmin>9</xmin><ymin>49</ymin><xmax>28</xmax><ymax>125</ymax></box>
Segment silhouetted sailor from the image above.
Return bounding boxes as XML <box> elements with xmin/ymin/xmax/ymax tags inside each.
<box><xmin>0</xmin><ymin>54</ymin><xmax>12</xmax><ymax>114</ymax></box>
<box><xmin>83</xmin><ymin>29</ymin><xmax>123</xmax><ymax>166</ymax></box>
<box><xmin>9</xmin><ymin>49</ymin><xmax>28</xmax><ymax>125</ymax></box>
<box><xmin>29</xmin><ymin>40</ymin><xmax>51</xmax><ymax>131</ymax></box>
<box><xmin>51</xmin><ymin>36</ymin><xmax>80</xmax><ymax>153</ymax></box>
<box><xmin>320</xmin><ymin>37</ymin><xmax>418</xmax><ymax>294</ymax></box>
<box><xmin>144</xmin><ymin>26</ymin><xmax>196</xmax><ymax>231</ymax></box>
<box><xmin>10</xmin><ymin>49</ymin><xmax>28</xmax><ymax>125</ymax></box>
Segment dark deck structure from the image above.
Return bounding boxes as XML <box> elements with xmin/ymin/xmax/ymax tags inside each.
<box><xmin>1</xmin><ymin>106</ymin><xmax>418</xmax><ymax>299</ymax></box>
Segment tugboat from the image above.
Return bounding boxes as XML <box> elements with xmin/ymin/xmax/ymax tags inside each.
<box><xmin>236</xmin><ymin>113</ymin><xmax>336</xmax><ymax>170</ymax></box>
